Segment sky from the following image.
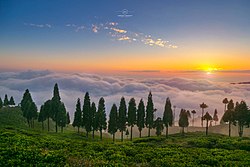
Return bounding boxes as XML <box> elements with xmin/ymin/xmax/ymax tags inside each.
<box><xmin>0</xmin><ymin>1</ymin><xmax>250</xmax><ymax>123</ymax></box>
<box><xmin>1</xmin><ymin>0</ymin><xmax>250</xmax><ymax>72</ymax></box>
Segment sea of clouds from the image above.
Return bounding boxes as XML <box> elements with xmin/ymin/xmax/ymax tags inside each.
<box><xmin>0</xmin><ymin>70</ymin><xmax>249</xmax><ymax>125</ymax></box>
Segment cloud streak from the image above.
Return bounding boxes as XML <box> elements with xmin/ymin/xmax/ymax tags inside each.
<box><xmin>24</xmin><ymin>23</ymin><xmax>52</xmax><ymax>28</ymax></box>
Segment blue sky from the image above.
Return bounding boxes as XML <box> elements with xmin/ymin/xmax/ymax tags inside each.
<box><xmin>0</xmin><ymin>0</ymin><xmax>250</xmax><ymax>71</ymax></box>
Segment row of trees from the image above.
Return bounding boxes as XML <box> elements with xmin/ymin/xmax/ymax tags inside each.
<box><xmin>0</xmin><ymin>94</ymin><xmax>15</xmax><ymax>108</ymax></box>
<box><xmin>72</xmin><ymin>92</ymin><xmax>175</xmax><ymax>141</ymax></box>
<box><xmin>20</xmin><ymin>84</ymin><xmax>70</xmax><ymax>131</ymax></box>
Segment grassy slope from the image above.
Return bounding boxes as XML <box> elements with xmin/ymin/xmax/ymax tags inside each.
<box><xmin>0</xmin><ymin>107</ymin><xmax>250</xmax><ymax>166</ymax></box>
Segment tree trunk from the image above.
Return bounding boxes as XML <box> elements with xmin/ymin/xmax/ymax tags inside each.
<box><xmin>224</xmin><ymin>104</ymin><xmax>226</xmax><ymax>112</ymax></box>
<box><xmin>100</xmin><ymin>128</ymin><xmax>102</xmax><ymax>140</ymax></box>
<box><xmin>92</xmin><ymin>130</ymin><xmax>95</xmax><ymax>139</ymax></box>
<box><xmin>206</xmin><ymin>120</ymin><xmax>208</xmax><ymax>136</ymax></box>
<box><xmin>121</xmin><ymin>131</ymin><xmax>123</xmax><ymax>142</ymax></box>
<box><xmin>77</xmin><ymin>126</ymin><xmax>79</xmax><ymax>133</ymax></box>
<box><xmin>61</xmin><ymin>126</ymin><xmax>63</xmax><ymax>133</ymax></box>
<box><xmin>130</xmin><ymin>126</ymin><xmax>133</xmax><ymax>141</ymax></box>
<box><xmin>238</xmin><ymin>124</ymin><xmax>243</xmax><ymax>137</ymax></box>
<box><xmin>86</xmin><ymin>131</ymin><xmax>89</xmax><ymax>138</ymax></box>
<box><xmin>148</xmin><ymin>128</ymin><xmax>151</xmax><ymax>137</ymax></box>
<box><xmin>47</xmin><ymin>117</ymin><xmax>50</xmax><ymax>132</ymax></box>
<box><xmin>139</xmin><ymin>130</ymin><xmax>142</xmax><ymax>138</ymax></box>
<box><xmin>229</xmin><ymin>121</ymin><xmax>231</xmax><ymax>137</ymax></box>
<box><xmin>182</xmin><ymin>127</ymin><xmax>184</xmax><ymax>136</ymax></box>
<box><xmin>201</xmin><ymin>109</ymin><xmax>204</xmax><ymax>127</ymax></box>
<box><xmin>192</xmin><ymin>114</ymin><xmax>194</xmax><ymax>126</ymax></box>
<box><xmin>113</xmin><ymin>133</ymin><xmax>115</xmax><ymax>142</ymax></box>
<box><xmin>166</xmin><ymin>126</ymin><xmax>168</xmax><ymax>138</ymax></box>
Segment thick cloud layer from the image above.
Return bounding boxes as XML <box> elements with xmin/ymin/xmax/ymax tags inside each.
<box><xmin>0</xmin><ymin>70</ymin><xmax>249</xmax><ymax>125</ymax></box>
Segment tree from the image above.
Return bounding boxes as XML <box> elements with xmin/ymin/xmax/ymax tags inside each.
<box><xmin>51</xmin><ymin>83</ymin><xmax>62</xmax><ymax>132</ymax></box>
<box><xmin>108</xmin><ymin>104</ymin><xmax>118</xmax><ymax>142</ymax></box>
<box><xmin>57</xmin><ymin>103</ymin><xmax>67</xmax><ymax>132</ymax></box>
<box><xmin>66</xmin><ymin>112</ymin><xmax>70</xmax><ymax>125</ymax></box>
<box><xmin>3</xmin><ymin>94</ymin><xmax>9</xmax><ymax>106</ymax></box>
<box><xmin>222</xmin><ymin>98</ymin><xmax>229</xmax><ymax>113</ymax></box>
<box><xmin>97</xmin><ymin>97</ymin><xmax>107</xmax><ymax>140</ymax></box>
<box><xmin>83</xmin><ymin>92</ymin><xmax>91</xmax><ymax>138</ymax></box>
<box><xmin>163</xmin><ymin>97</ymin><xmax>173</xmax><ymax>137</ymax></box>
<box><xmin>0</xmin><ymin>97</ymin><xmax>3</xmax><ymax>109</ymax></box>
<box><xmin>128</xmin><ymin>98</ymin><xmax>136</xmax><ymax>140</ymax></box>
<box><xmin>20</xmin><ymin>90</ymin><xmax>38</xmax><ymax>128</ymax></box>
<box><xmin>213</xmin><ymin>109</ymin><xmax>219</xmax><ymax>125</ymax></box>
<box><xmin>90</xmin><ymin>102</ymin><xmax>97</xmax><ymax>139</ymax></box>
<box><xmin>9</xmin><ymin>96</ymin><xmax>15</xmax><ymax>106</ymax></box>
<box><xmin>118</xmin><ymin>97</ymin><xmax>127</xmax><ymax>142</ymax></box>
<box><xmin>137</xmin><ymin>99</ymin><xmax>145</xmax><ymax>138</ymax></box>
<box><xmin>72</xmin><ymin>98</ymin><xmax>82</xmax><ymax>133</ymax></box>
<box><xmin>221</xmin><ymin>99</ymin><xmax>236</xmax><ymax>137</ymax></box>
<box><xmin>154</xmin><ymin>117</ymin><xmax>164</xmax><ymax>136</ymax></box>
<box><xmin>235</xmin><ymin>101</ymin><xmax>249</xmax><ymax>137</ymax></box>
<box><xmin>200</xmin><ymin>102</ymin><xmax>208</xmax><ymax>127</ymax></box>
<box><xmin>203</xmin><ymin>112</ymin><xmax>213</xmax><ymax>136</ymax></box>
<box><xmin>43</xmin><ymin>100</ymin><xmax>52</xmax><ymax>131</ymax></box>
<box><xmin>178</xmin><ymin>109</ymin><xmax>189</xmax><ymax>135</ymax></box>
<box><xmin>38</xmin><ymin>105</ymin><xmax>46</xmax><ymax>130</ymax></box>
<box><xmin>191</xmin><ymin>110</ymin><xmax>196</xmax><ymax>126</ymax></box>
<box><xmin>146</xmin><ymin>91</ymin><xmax>155</xmax><ymax>137</ymax></box>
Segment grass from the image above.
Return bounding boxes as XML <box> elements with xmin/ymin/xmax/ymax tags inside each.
<box><xmin>0</xmin><ymin>107</ymin><xmax>250</xmax><ymax>166</ymax></box>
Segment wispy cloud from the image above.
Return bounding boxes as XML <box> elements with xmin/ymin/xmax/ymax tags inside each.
<box><xmin>92</xmin><ymin>24</ymin><xmax>99</xmax><ymax>33</ymax></box>
<box><xmin>110</xmin><ymin>27</ymin><xmax>127</xmax><ymax>33</ymax></box>
<box><xmin>24</xmin><ymin>23</ymin><xmax>52</xmax><ymax>28</ymax></box>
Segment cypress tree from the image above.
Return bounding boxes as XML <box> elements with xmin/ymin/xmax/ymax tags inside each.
<box><xmin>3</xmin><ymin>94</ymin><xmax>9</xmax><ymax>106</ymax></box>
<box><xmin>137</xmin><ymin>99</ymin><xmax>145</xmax><ymax>138</ymax></box>
<box><xmin>0</xmin><ymin>97</ymin><xmax>3</xmax><ymax>108</ymax></box>
<box><xmin>51</xmin><ymin>83</ymin><xmax>62</xmax><ymax>133</ymax></box>
<box><xmin>58</xmin><ymin>103</ymin><xmax>67</xmax><ymax>133</ymax></box>
<box><xmin>9</xmin><ymin>96</ymin><xmax>15</xmax><ymax>106</ymax></box>
<box><xmin>38</xmin><ymin>105</ymin><xmax>46</xmax><ymax>130</ymax></box>
<box><xmin>20</xmin><ymin>90</ymin><xmax>37</xmax><ymax>128</ymax></box>
<box><xmin>154</xmin><ymin>117</ymin><xmax>164</xmax><ymax>136</ymax></box>
<box><xmin>73</xmin><ymin>98</ymin><xmax>82</xmax><ymax>133</ymax></box>
<box><xmin>118</xmin><ymin>97</ymin><xmax>127</xmax><ymax>142</ymax></box>
<box><xmin>83</xmin><ymin>92</ymin><xmax>91</xmax><ymax>137</ymax></box>
<box><xmin>97</xmin><ymin>97</ymin><xmax>107</xmax><ymax>140</ymax></box>
<box><xmin>127</xmin><ymin>98</ymin><xmax>136</xmax><ymax>140</ymax></box>
<box><xmin>108</xmin><ymin>104</ymin><xmax>118</xmax><ymax>142</ymax></box>
<box><xmin>163</xmin><ymin>97</ymin><xmax>173</xmax><ymax>137</ymax></box>
<box><xmin>146</xmin><ymin>91</ymin><xmax>155</xmax><ymax>137</ymax></box>
<box><xmin>66</xmin><ymin>112</ymin><xmax>70</xmax><ymax>125</ymax></box>
<box><xmin>43</xmin><ymin>100</ymin><xmax>52</xmax><ymax>131</ymax></box>
<box><xmin>90</xmin><ymin>102</ymin><xmax>97</xmax><ymax>139</ymax></box>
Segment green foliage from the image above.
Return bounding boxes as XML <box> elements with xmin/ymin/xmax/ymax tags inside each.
<box><xmin>118</xmin><ymin>97</ymin><xmax>127</xmax><ymax>141</ymax></box>
<box><xmin>137</xmin><ymin>99</ymin><xmax>145</xmax><ymax>137</ymax></box>
<box><xmin>66</xmin><ymin>112</ymin><xmax>70</xmax><ymax>125</ymax></box>
<box><xmin>97</xmin><ymin>97</ymin><xmax>107</xmax><ymax>140</ymax></box>
<box><xmin>154</xmin><ymin>117</ymin><xmax>164</xmax><ymax>136</ymax></box>
<box><xmin>127</xmin><ymin>97</ymin><xmax>136</xmax><ymax>140</ymax></box>
<box><xmin>179</xmin><ymin>109</ymin><xmax>189</xmax><ymax>135</ymax></box>
<box><xmin>72</xmin><ymin>98</ymin><xmax>82</xmax><ymax>132</ymax></box>
<box><xmin>9</xmin><ymin>96</ymin><xmax>15</xmax><ymax>105</ymax></box>
<box><xmin>146</xmin><ymin>92</ymin><xmax>155</xmax><ymax>137</ymax></box>
<box><xmin>108</xmin><ymin>104</ymin><xmax>118</xmax><ymax>141</ymax></box>
<box><xmin>1</xmin><ymin>129</ymin><xmax>250</xmax><ymax>167</ymax></box>
<box><xmin>83</xmin><ymin>92</ymin><xmax>92</xmax><ymax>136</ymax></box>
<box><xmin>0</xmin><ymin>97</ymin><xmax>3</xmax><ymax>108</ymax></box>
<box><xmin>235</xmin><ymin>101</ymin><xmax>250</xmax><ymax>137</ymax></box>
<box><xmin>4</xmin><ymin>94</ymin><xmax>9</xmax><ymax>106</ymax></box>
<box><xmin>163</xmin><ymin>97</ymin><xmax>173</xmax><ymax>137</ymax></box>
